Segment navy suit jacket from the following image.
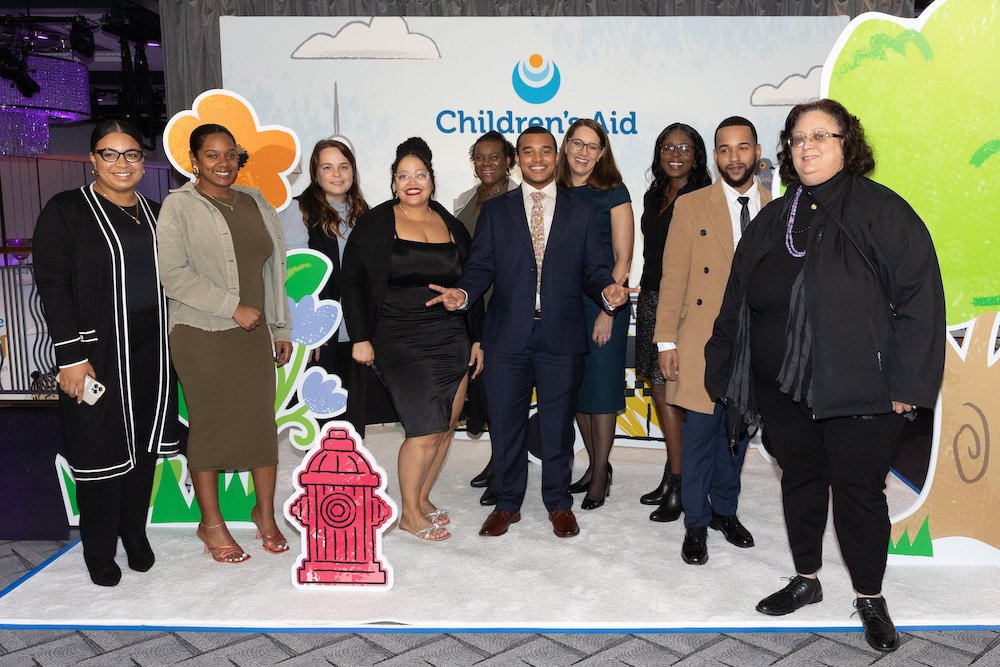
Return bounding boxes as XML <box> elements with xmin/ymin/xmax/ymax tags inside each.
<box><xmin>457</xmin><ymin>185</ymin><xmax>612</xmax><ymax>355</ymax></box>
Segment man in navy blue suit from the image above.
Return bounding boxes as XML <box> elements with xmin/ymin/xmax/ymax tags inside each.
<box><xmin>428</xmin><ymin>127</ymin><xmax>633</xmax><ymax>538</ymax></box>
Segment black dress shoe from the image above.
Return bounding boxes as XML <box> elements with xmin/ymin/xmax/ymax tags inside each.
<box><xmin>470</xmin><ymin>461</ymin><xmax>493</xmax><ymax>488</ymax></box>
<box><xmin>708</xmin><ymin>513</ymin><xmax>754</xmax><ymax>548</ymax></box>
<box><xmin>756</xmin><ymin>576</ymin><xmax>823</xmax><ymax>615</ymax></box>
<box><xmin>855</xmin><ymin>597</ymin><xmax>900</xmax><ymax>652</ymax></box>
<box><xmin>84</xmin><ymin>554</ymin><xmax>122</xmax><ymax>587</ymax></box>
<box><xmin>681</xmin><ymin>527</ymin><xmax>708</xmax><ymax>565</ymax></box>
<box><xmin>649</xmin><ymin>475</ymin><xmax>681</xmax><ymax>522</ymax></box>
<box><xmin>122</xmin><ymin>535</ymin><xmax>155</xmax><ymax>572</ymax></box>
<box><xmin>639</xmin><ymin>463</ymin><xmax>671</xmax><ymax>505</ymax></box>
<box><xmin>479</xmin><ymin>484</ymin><xmax>497</xmax><ymax>506</ymax></box>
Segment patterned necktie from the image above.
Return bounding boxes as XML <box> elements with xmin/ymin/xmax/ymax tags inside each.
<box><xmin>529</xmin><ymin>191</ymin><xmax>545</xmax><ymax>293</ymax></box>
<box><xmin>737</xmin><ymin>196</ymin><xmax>751</xmax><ymax>233</ymax></box>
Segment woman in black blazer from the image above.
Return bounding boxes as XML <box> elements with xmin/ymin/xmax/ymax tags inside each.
<box><xmin>342</xmin><ymin>137</ymin><xmax>483</xmax><ymax>541</ymax></box>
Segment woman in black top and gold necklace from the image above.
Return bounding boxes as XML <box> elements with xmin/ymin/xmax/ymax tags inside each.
<box><xmin>34</xmin><ymin>119</ymin><xmax>179</xmax><ymax>586</ymax></box>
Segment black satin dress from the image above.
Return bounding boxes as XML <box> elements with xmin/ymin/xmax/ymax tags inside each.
<box><xmin>371</xmin><ymin>236</ymin><xmax>470</xmax><ymax>437</ymax></box>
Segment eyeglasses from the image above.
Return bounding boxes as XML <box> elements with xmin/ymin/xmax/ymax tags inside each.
<box><xmin>394</xmin><ymin>171</ymin><xmax>430</xmax><ymax>183</ymax></box>
<box><xmin>92</xmin><ymin>148</ymin><xmax>145</xmax><ymax>163</ymax></box>
<box><xmin>660</xmin><ymin>143</ymin><xmax>693</xmax><ymax>155</ymax></box>
<box><xmin>787</xmin><ymin>131</ymin><xmax>844</xmax><ymax>149</ymax></box>
<box><xmin>567</xmin><ymin>138</ymin><xmax>602</xmax><ymax>156</ymax></box>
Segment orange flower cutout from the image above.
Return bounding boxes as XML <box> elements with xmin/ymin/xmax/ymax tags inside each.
<box><xmin>163</xmin><ymin>89</ymin><xmax>300</xmax><ymax>210</ymax></box>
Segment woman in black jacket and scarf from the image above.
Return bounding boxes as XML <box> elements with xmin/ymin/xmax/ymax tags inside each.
<box><xmin>705</xmin><ymin>99</ymin><xmax>944</xmax><ymax>652</ymax></box>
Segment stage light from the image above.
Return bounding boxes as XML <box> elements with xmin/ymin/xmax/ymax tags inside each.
<box><xmin>69</xmin><ymin>16</ymin><xmax>95</xmax><ymax>59</ymax></box>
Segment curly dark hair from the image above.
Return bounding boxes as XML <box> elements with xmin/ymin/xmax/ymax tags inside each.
<box><xmin>777</xmin><ymin>98</ymin><xmax>875</xmax><ymax>186</ymax></box>
<box><xmin>298</xmin><ymin>139</ymin><xmax>368</xmax><ymax>239</ymax></box>
<box><xmin>469</xmin><ymin>131</ymin><xmax>516</xmax><ymax>170</ymax></box>
<box><xmin>391</xmin><ymin>136</ymin><xmax>435</xmax><ymax>197</ymax></box>
<box><xmin>646</xmin><ymin>123</ymin><xmax>711</xmax><ymax>214</ymax></box>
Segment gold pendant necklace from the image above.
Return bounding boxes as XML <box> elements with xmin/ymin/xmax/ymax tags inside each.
<box><xmin>197</xmin><ymin>186</ymin><xmax>236</xmax><ymax>211</ymax></box>
<box><xmin>116</xmin><ymin>202</ymin><xmax>142</xmax><ymax>225</ymax></box>
<box><xmin>398</xmin><ymin>202</ymin><xmax>431</xmax><ymax>224</ymax></box>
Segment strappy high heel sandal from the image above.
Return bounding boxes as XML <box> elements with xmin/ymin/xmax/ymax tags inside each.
<box><xmin>250</xmin><ymin>507</ymin><xmax>290</xmax><ymax>553</ymax></box>
<box><xmin>197</xmin><ymin>522</ymin><xmax>250</xmax><ymax>564</ymax></box>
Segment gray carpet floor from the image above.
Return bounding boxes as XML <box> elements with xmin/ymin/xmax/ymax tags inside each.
<box><xmin>3</xmin><ymin>430</ymin><xmax>1000</xmax><ymax>664</ymax></box>
<box><xmin>3</xmin><ymin>542</ymin><xmax>1000</xmax><ymax>665</ymax></box>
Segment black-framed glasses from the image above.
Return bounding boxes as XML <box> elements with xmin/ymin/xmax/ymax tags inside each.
<box><xmin>660</xmin><ymin>143</ymin><xmax>693</xmax><ymax>155</ymax></box>
<box><xmin>567</xmin><ymin>138</ymin><xmax>603</xmax><ymax>155</ymax></box>
<box><xmin>787</xmin><ymin>131</ymin><xmax>844</xmax><ymax>149</ymax></box>
<box><xmin>92</xmin><ymin>148</ymin><xmax>145</xmax><ymax>163</ymax></box>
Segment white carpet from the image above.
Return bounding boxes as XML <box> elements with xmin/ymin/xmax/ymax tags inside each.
<box><xmin>1</xmin><ymin>426</ymin><xmax>997</xmax><ymax>632</ymax></box>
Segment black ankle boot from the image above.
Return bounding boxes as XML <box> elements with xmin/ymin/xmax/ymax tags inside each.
<box><xmin>122</xmin><ymin>534</ymin><xmax>155</xmax><ymax>572</ymax></box>
<box><xmin>640</xmin><ymin>462</ymin><xmax>671</xmax><ymax>505</ymax></box>
<box><xmin>84</xmin><ymin>554</ymin><xmax>122</xmax><ymax>587</ymax></box>
<box><xmin>470</xmin><ymin>460</ymin><xmax>493</xmax><ymax>488</ymax></box>
<box><xmin>649</xmin><ymin>475</ymin><xmax>682</xmax><ymax>522</ymax></box>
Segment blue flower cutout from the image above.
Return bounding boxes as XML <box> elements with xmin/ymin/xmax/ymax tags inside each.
<box><xmin>288</xmin><ymin>295</ymin><xmax>342</xmax><ymax>347</ymax></box>
<box><xmin>300</xmin><ymin>367</ymin><xmax>348</xmax><ymax>418</ymax></box>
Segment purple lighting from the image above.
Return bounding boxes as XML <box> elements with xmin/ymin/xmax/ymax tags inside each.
<box><xmin>0</xmin><ymin>54</ymin><xmax>91</xmax><ymax>157</ymax></box>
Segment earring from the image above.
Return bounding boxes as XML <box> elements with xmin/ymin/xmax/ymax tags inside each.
<box><xmin>91</xmin><ymin>169</ymin><xmax>96</xmax><ymax>176</ymax></box>
<box><xmin>192</xmin><ymin>166</ymin><xmax>199</xmax><ymax>176</ymax></box>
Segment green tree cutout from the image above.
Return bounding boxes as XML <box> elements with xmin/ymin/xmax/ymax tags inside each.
<box><xmin>827</xmin><ymin>0</ymin><xmax>1000</xmax><ymax>325</ymax></box>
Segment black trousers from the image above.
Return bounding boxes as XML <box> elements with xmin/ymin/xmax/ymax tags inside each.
<box><xmin>75</xmin><ymin>450</ymin><xmax>158</xmax><ymax>561</ymax></box>
<box><xmin>755</xmin><ymin>382</ymin><xmax>905</xmax><ymax>595</ymax></box>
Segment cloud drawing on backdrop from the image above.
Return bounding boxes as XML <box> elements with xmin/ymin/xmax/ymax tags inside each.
<box><xmin>751</xmin><ymin>66</ymin><xmax>823</xmax><ymax>106</ymax></box>
<box><xmin>291</xmin><ymin>17</ymin><xmax>440</xmax><ymax>60</ymax></box>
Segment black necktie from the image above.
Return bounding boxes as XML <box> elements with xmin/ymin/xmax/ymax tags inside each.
<box><xmin>737</xmin><ymin>196</ymin><xmax>750</xmax><ymax>233</ymax></box>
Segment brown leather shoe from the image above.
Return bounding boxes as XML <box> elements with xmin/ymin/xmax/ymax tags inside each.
<box><xmin>548</xmin><ymin>509</ymin><xmax>580</xmax><ymax>538</ymax></box>
<box><xmin>479</xmin><ymin>510</ymin><xmax>521</xmax><ymax>536</ymax></box>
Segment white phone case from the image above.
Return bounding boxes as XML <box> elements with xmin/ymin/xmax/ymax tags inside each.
<box><xmin>82</xmin><ymin>375</ymin><xmax>106</xmax><ymax>405</ymax></box>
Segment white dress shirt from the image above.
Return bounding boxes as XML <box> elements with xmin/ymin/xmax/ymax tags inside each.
<box><xmin>720</xmin><ymin>178</ymin><xmax>762</xmax><ymax>250</ymax></box>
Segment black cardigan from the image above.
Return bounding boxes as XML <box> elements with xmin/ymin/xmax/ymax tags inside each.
<box><xmin>341</xmin><ymin>199</ymin><xmax>484</xmax><ymax>344</ymax></box>
<box><xmin>705</xmin><ymin>173</ymin><xmax>945</xmax><ymax>423</ymax></box>
<box><xmin>33</xmin><ymin>186</ymin><xmax>180</xmax><ymax>479</ymax></box>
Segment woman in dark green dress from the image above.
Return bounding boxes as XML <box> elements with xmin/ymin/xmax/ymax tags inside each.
<box><xmin>555</xmin><ymin>118</ymin><xmax>634</xmax><ymax>510</ymax></box>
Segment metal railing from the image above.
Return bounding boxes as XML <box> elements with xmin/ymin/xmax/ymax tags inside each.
<box><xmin>0</xmin><ymin>252</ymin><xmax>56</xmax><ymax>398</ymax></box>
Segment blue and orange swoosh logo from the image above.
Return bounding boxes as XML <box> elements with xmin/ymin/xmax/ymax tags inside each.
<box><xmin>511</xmin><ymin>53</ymin><xmax>561</xmax><ymax>105</ymax></box>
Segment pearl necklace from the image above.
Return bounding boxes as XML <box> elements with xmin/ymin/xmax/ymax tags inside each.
<box><xmin>785</xmin><ymin>186</ymin><xmax>807</xmax><ymax>258</ymax></box>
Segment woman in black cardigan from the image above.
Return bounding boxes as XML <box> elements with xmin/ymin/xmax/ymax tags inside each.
<box><xmin>33</xmin><ymin>119</ymin><xmax>179</xmax><ymax>586</ymax></box>
<box><xmin>342</xmin><ymin>137</ymin><xmax>483</xmax><ymax>541</ymax></box>
<box><xmin>705</xmin><ymin>99</ymin><xmax>944</xmax><ymax>652</ymax></box>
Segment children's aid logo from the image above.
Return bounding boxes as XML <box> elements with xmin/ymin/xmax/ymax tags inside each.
<box><xmin>512</xmin><ymin>53</ymin><xmax>561</xmax><ymax>104</ymax></box>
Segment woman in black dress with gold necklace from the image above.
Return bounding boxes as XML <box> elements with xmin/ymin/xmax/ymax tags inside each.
<box><xmin>343</xmin><ymin>137</ymin><xmax>482</xmax><ymax>541</ymax></box>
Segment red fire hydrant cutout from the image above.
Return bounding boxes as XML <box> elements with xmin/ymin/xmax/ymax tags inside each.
<box><xmin>285</xmin><ymin>423</ymin><xmax>396</xmax><ymax>588</ymax></box>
